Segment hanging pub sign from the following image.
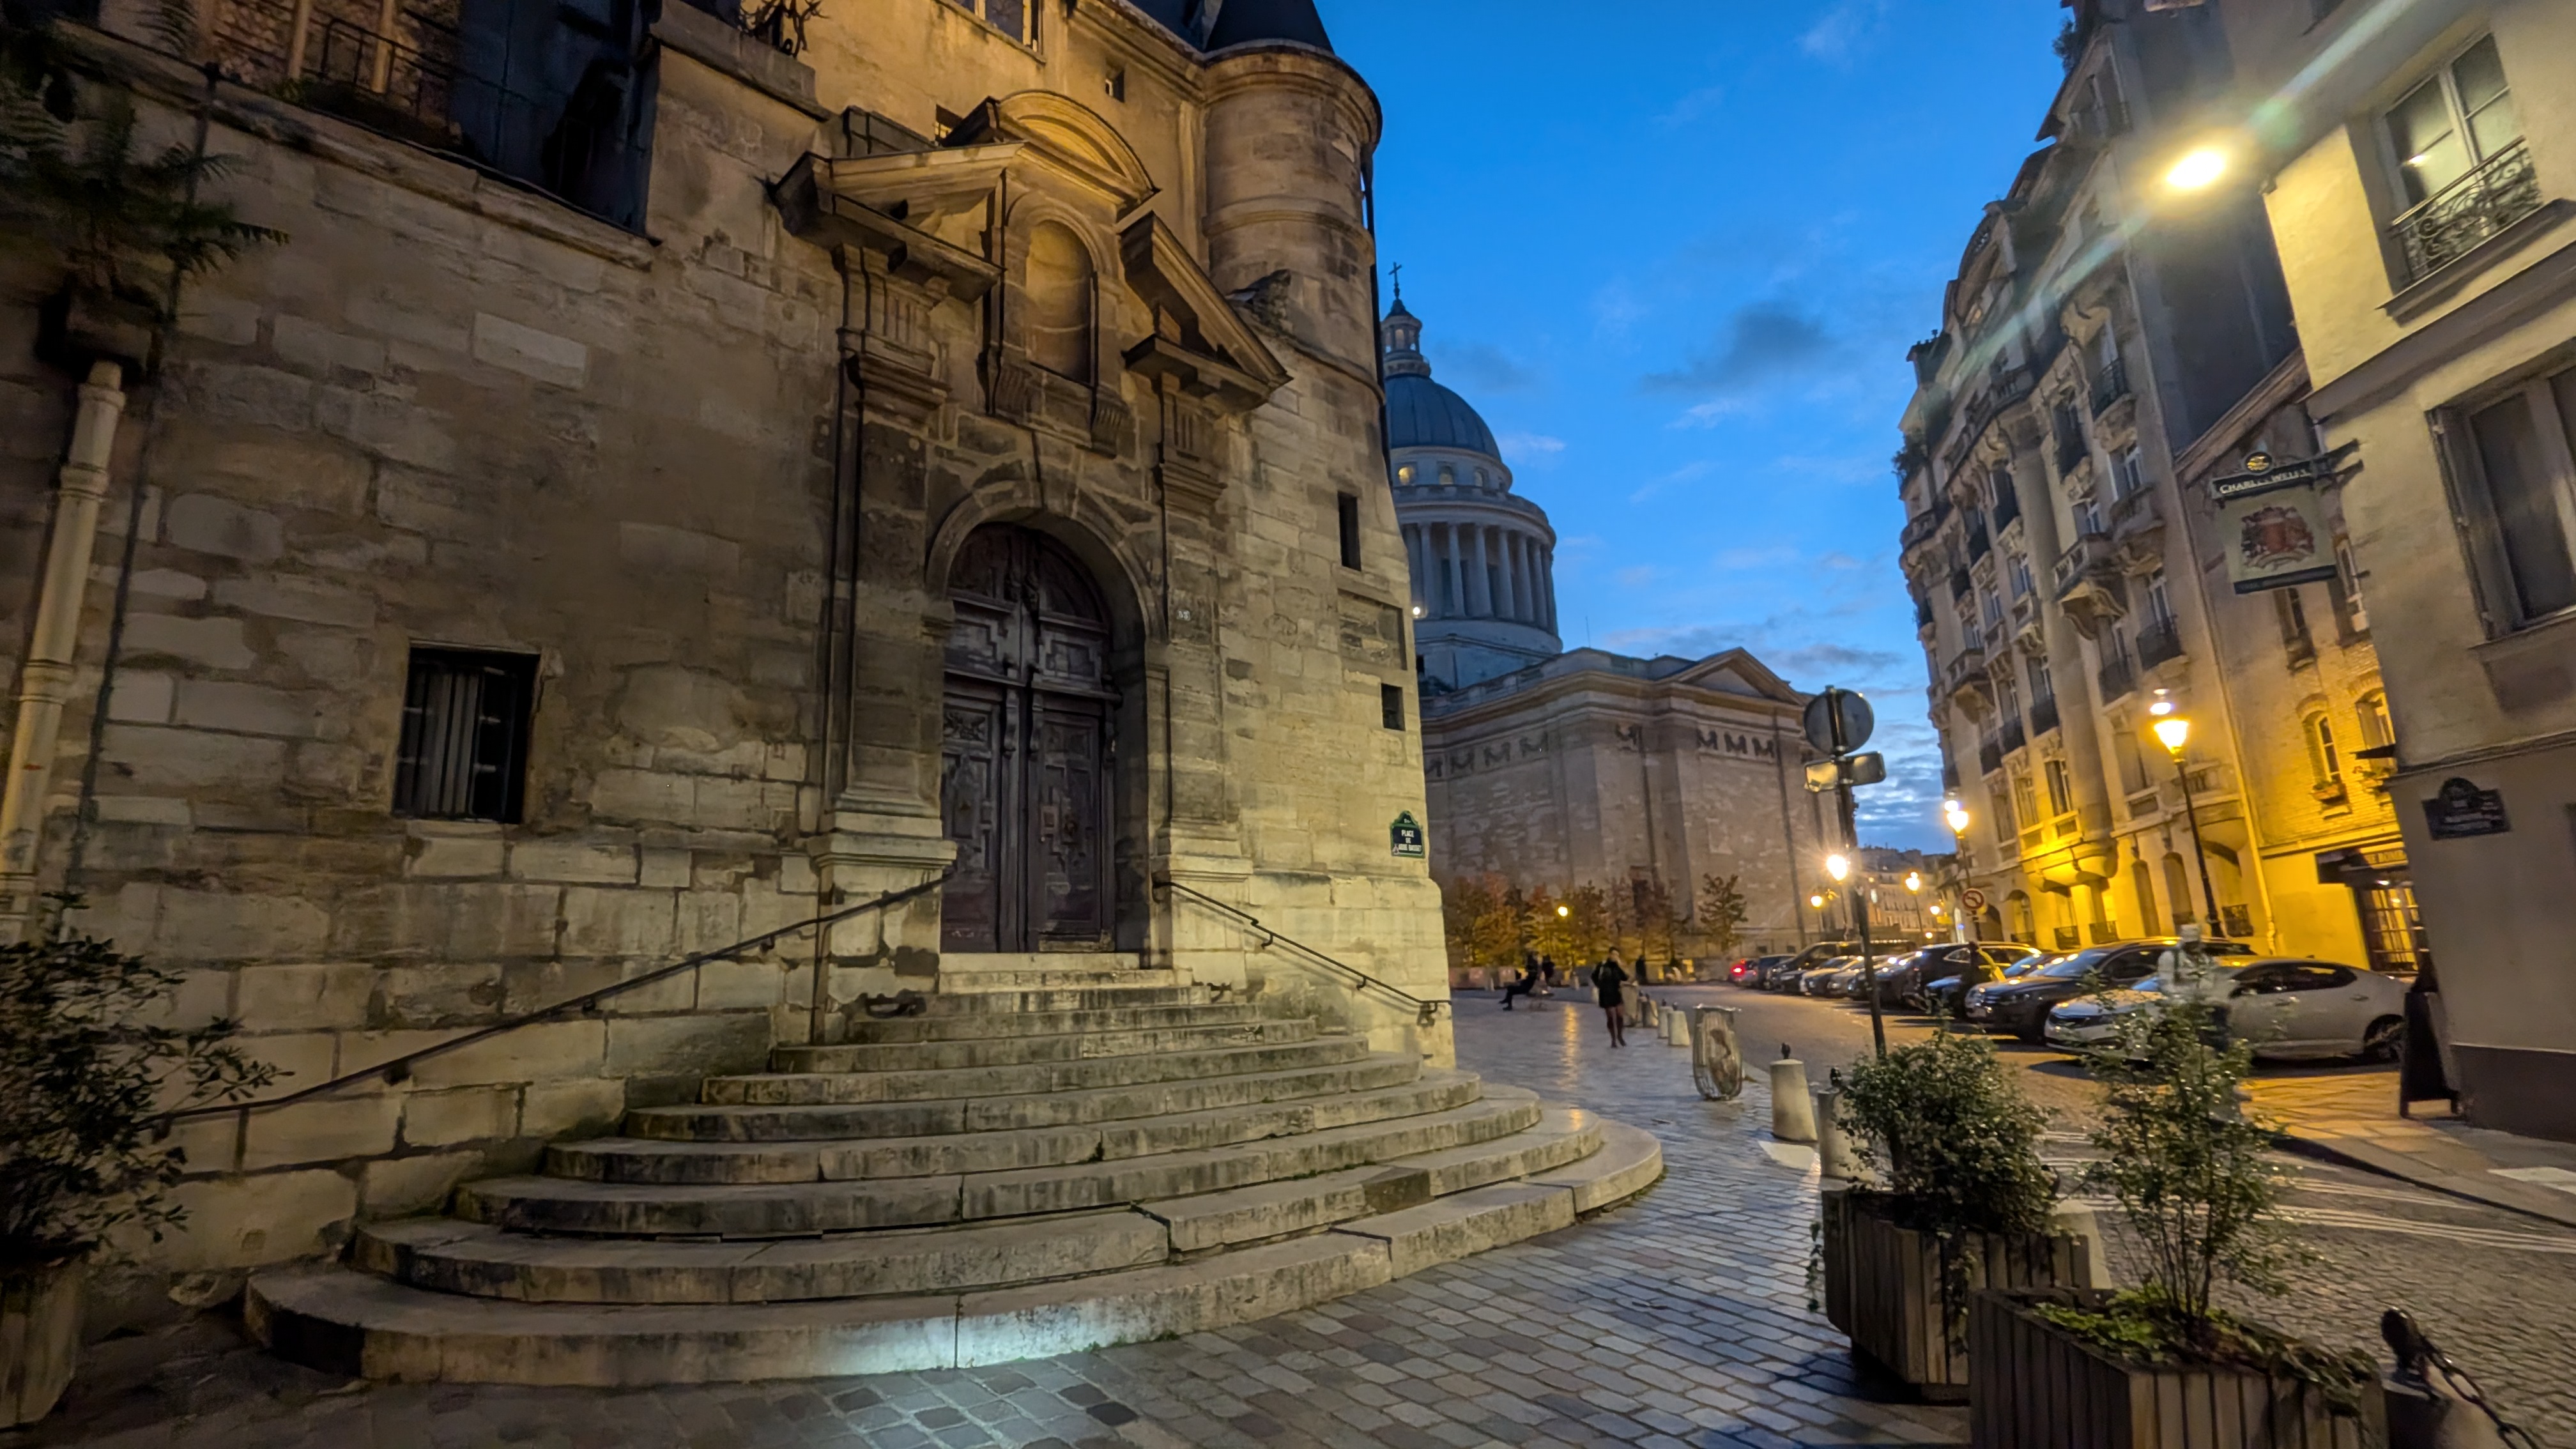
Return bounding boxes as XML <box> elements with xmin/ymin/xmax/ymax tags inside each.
<box><xmin>2205</xmin><ymin>443</ymin><xmax>2357</xmax><ymax>595</ymax></box>
<box><xmin>1390</xmin><ymin>811</ymin><xmax>1427</xmax><ymax>858</ymax></box>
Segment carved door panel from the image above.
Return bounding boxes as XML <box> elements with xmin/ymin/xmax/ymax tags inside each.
<box><xmin>940</xmin><ymin>525</ymin><xmax>1114</xmax><ymax>954</ymax></box>
<box><xmin>939</xmin><ymin>684</ymin><xmax>1016</xmax><ymax>953</ymax></box>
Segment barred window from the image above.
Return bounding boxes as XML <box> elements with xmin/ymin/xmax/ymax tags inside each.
<box><xmin>1381</xmin><ymin>682</ymin><xmax>1406</xmax><ymax>732</ymax></box>
<box><xmin>394</xmin><ymin>648</ymin><xmax>537</xmax><ymax>822</ymax></box>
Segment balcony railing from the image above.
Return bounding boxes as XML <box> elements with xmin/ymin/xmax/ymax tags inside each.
<box><xmin>1999</xmin><ymin>717</ymin><xmax>2027</xmax><ymax>755</ymax></box>
<box><xmin>2054</xmin><ymin>926</ymin><xmax>2081</xmax><ymax>951</ymax></box>
<box><xmin>2098</xmin><ymin>656</ymin><xmax>2136</xmax><ymax>701</ymax></box>
<box><xmin>2056</xmin><ymin>432</ymin><xmax>2090</xmax><ymax>477</ymax></box>
<box><xmin>2052</xmin><ymin>533</ymin><xmax>2114</xmax><ymax>597</ymax></box>
<box><xmin>2136</xmin><ymin>616</ymin><xmax>2184</xmax><ymax>670</ymax></box>
<box><xmin>1901</xmin><ymin>510</ymin><xmax>1944</xmax><ymax>549</ymax></box>
<box><xmin>2089</xmin><ymin>922</ymin><xmax>2121</xmax><ymax>946</ymax></box>
<box><xmin>2391</xmin><ymin>141</ymin><xmax>2543</xmax><ymax>286</ymax></box>
<box><xmin>2090</xmin><ymin>356</ymin><xmax>2131</xmax><ymax>417</ymax></box>
<box><xmin>203</xmin><ymin>0</ymin><xmax>657</xmax><ymax>231</ymax></box>
<box><xmin>2029</xmin><ymin>694</ymin><xmax>2059</xmax><ymax>737</ymax></box>
<box><xmin>2219</xmin><ymin>904</ymin><xmax>2255</xmax><ymax>940</ymax></box>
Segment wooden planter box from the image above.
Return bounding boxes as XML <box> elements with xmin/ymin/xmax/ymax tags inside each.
<box><xmin>0</xmin><ymin>1261</ymin><xmax>82</xmax><ymax>1429</ymax></box>
<box><xmin>1968</xmin><ymin>1290</ymin><xmax>2384</xmax><ymax>1448</ymax></box>
<box><xmin>1821</xmin><ymin>1190</ymin><xmax>2101</xmax><ymax>1401</ymax></box>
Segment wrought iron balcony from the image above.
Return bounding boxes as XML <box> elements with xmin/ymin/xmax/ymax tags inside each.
<box><xmin>2136</xmin><ymin>616</ymin><xmax>2184</xmax><ymax>670</ymax></box>
<box><xmin>1999</xmin><ymin>717</ymin><xmax>2027</xmax><ymax>755</ymax></box>
<box><xmin>2391</xmin><ymin>141</ymin><xmax>2543</xmax><ymax>286</ymax></box>
<box><xmin>1943</xmin><ymin>647</ymin><xmax>1993</xmax><ymax>710</ymax></box>
<box><xmin>2089</xmin><ymin>356</ymin><xmax>2130</xmax><ymax>417</ymax></box>
<box><xmin>2029</xmin><ymin>694</ymin><xmax>2059</xmax><ymax>737</ymax></box>
<box><xmin>2097</xmin><ymin>656</ymin><xmax>2136</xmax><ymax>702</ymax></box>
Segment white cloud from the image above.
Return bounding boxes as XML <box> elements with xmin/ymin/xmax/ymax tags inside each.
<box><xmin>1498</xmin><ymin>431</ymin><xmax>1567</xmax><ymax>464</ymax></box>
<box><xmin>1799</xmin><ymin>1</ymin><xmax>1887</xmax><ymax>64</ymax></box>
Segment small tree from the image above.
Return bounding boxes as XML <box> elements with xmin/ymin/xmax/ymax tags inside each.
<box><xmin>1696</xmin><ymin>872</ymin><xmax>1749</xmax><ymax>960</ymax></box>
<box><xmin>2075</xmin><ymin>1002</ymin><xmax>2297</xmax><ymax>1347</ymax></box>
<box><xmin>1439</xmin><ymin>876</ymin><xmax>1496</xmax><ymax>975</ymax></box>
<box><xmin>1631</xmin><ymin>874</ymin><xmax>1678</xmax><ymax>965</ymax></box>
<box><xmin>0</xmin><ymin>916</ymin><xmax>273</xmax><ymax>1271</ymax></box>
<box><xmin>1837</xmin><ymin>1031</ymin><xmax>2056</xmax><ymax>1331</ymax></box>
<box><xmin>1531</xmin><ymin>882</ymin><xmax>1612</xmax><ymax>968</ymax></box>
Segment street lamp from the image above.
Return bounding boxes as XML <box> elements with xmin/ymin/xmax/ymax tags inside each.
<box><xmin>1825</xmin><ymin>854</ymin><xmax>1851</xmax><ymax>883</ymax></box>
<box><xmin>1556</xmin><ymin>903</ymin><xmax>1569</xmax><ymax>917</ymax></box>
<box><xmin>2149</xmin><ymin>695</ymin><xmax>2224</xmax><ymax>929</ymax></box>
<box><xmin>1942</xmin><ymin>799</ymin><xmax>1975</xmax><ymax>944</ymax></box>
<box><xmin>1903</xmin><ymin>871</ymin><xmax>1922</xmax><ymax>894</ymax></box>
<box><xmin>2166</xmin><ymin>146</ymin><xmax>2227</xmax><ymax>191</ymax></box>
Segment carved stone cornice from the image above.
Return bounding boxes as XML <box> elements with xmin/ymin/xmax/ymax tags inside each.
<box><xmin>1119</xmin><ymin>213</ymin><xmax>1289</xmax><ymax>411</ymax></box>
<box><xmin>775</xmin><ymin>152</ymin><xmax>1004</xmax><ymax>299</ymax></box>
<box><xmin>836</xmin><ymin>245</ymin><xmax>951</xmax><ymax>417</ymax></box>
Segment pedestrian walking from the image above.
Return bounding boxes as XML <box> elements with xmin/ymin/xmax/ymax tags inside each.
<box><xmin>1537</xmin><ymin>954</ymin><xmax>1558</xmax><ymax>994</ymax></box>
<box><xmin>1501</xmin><ymin>953</ymin><xmax>1541</xmax><ymax>1010</ymax></box>
<box><xmin>1592</xmin><ymin>952</ymin><xmax>1630</xmax><ymax>1047</ymax></box>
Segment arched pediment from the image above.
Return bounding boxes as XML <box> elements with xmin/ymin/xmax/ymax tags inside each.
<box><xmin>953</xmin><ymin>92</ymin><xmax>1157</xmax><ymax>213</ymax></box>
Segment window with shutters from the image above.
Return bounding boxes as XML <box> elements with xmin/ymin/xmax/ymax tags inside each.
<box><xmin>394</xmin><ymin>648</ymin><xmax>539</xmax><ymax>823</ymax></box>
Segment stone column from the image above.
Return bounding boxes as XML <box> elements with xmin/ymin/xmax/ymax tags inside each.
<box><xmin>1503</xmin><ymin>533</ymin><xmax>1523</xmax><ymax>622</ymax></box>
<box><xmin>1438</xmin><ymin>523</ymin><xmax>1457</xmax><ymax>617</ymax></box>
<box><xmin>1542</xmin><ymin>549</ymin><xmax>1558</xmax><ymax>631</ymax></box>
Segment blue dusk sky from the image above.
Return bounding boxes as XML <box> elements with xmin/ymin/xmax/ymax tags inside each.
<box><xmin>1326</xmin><ymin>1</ymin><xmax>2068</xmax><ymax>850</ymax></box>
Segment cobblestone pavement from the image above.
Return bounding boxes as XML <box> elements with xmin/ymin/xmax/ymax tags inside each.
<box><xmin>1675</xmin><ymin>983</ymin><xmax>2576</xmax><ymax>1444</ymax></box>
<box><xmin>20</xmin><ymin>997</ymin><xmax>1965</xmax><ymax>1449</ymax></box>
<box><xmin>20</xmin><ymin>989</ymin><xmax>2576</xmax><ymax>1448</ymax></box>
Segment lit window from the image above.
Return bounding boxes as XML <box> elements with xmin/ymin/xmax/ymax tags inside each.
<box><xmin>2358</xmin><ymin>691</ymin><xmax>2394</xmax><ymax>751</ymax></box>
<box><xmin>1396</xmin><ymin>464</ymin><xmax>1416</xmax><ymax>485</ymax></box>
<box><xmin>2308</xmin><ymin>714</ymin><xmax>2344</xmax><ymax>787</ymax></box>
<box><xmin>2385</xmin><ymin>36</ymin><xmax>2518</xmax><ymax>208</ymax></box>
<box><xmin>2044</xmin><ymin>758</ymin><xmax>2074</xmax><ymax>817</ymax></box>
<box><xmin>2010</xmin><ymin>771</ymin><xmax>2039</xmax><ymax>829</ymax></box>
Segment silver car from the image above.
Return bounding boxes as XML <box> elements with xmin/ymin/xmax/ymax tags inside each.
<box><xmin>2045</xmin><ymin>958</ymin><xmax>2409</xmax><ymax>1061</ymax></box>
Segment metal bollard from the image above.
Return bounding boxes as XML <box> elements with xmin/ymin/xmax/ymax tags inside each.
<box><xmin>1770</xmin><ymin>1054</ymin><xmax>1816</xmax><ymax>1143</ymax></box>
<box><xmin>1813</xmin><ymin>1085</ymin><xmax>1860</xmax><ymax>1179</ymax></box>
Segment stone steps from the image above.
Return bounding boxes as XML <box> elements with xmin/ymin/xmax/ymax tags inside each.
<box><xmin>728</xmin><ymin>1034</ymin><xmax>1369</xmax><ymax>1105</ymax></box>
<box><xmin>782</xmin><ymin>1018</ymin><xmax>1315</xmax><ymax>1073</ymax></box>
<box><xmin>353</xmin><ymin>1110</ymin><xmax>1610</xmax><ymax>1308</ymax></box>
<box><xmin>547</xmin><ymin>1071</ymin><xmax>1487</xmax><ymax>1185</ymax></box>
<box><xmin>834</xmin><ymin>1001</ymin><xmax>1264</xmax><ymax>1045</ymax></box>
<box><xmin>246</xmin><ymin>1123</ymin><xmax>1664</xmax><ymax>1386</ymax></box>
<box><xmin>622</xmin><ymin>1052</ymin><xmax>1425</xmax><ymax>1142</ymax></box>
<box><xmin>455</xmin><ymin>1092</ymin><xmax>1544</xmax><ymax>1238</ymax></box>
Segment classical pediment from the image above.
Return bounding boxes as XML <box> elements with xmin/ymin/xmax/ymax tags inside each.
<box><xmin>772</xmin><ymin>152</ymin><xmax>1003</xmax><ymax>299</ymax></box>
<box><xmin>947</xmin><ymin>91</ymin><xmax>1158</xmax><ymax>214</ymax></box>
<box><xmin>1119</xmin><ymin>213</ymin><xmax>1290</xmax><ymax>409</ymax></box>
<box><xmin>1667</xmin><ymin>648</ymin><xmax>1802</xmax><ymax>704</ymax></box>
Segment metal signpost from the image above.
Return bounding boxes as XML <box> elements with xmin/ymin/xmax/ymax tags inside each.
<box><xmin>1802</xmin><ymin>687</ymin><xmax>1888</xmax><ymax>1057</ymax></box>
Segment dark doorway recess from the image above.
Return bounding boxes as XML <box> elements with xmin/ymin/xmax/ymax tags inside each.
<box><xmin>939</xmin><ymin>524</ymin><xmax>1117</xmax><ymax>953</ymax></box>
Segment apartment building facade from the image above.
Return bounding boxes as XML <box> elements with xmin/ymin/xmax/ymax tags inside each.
<box><xmin>1896</xmin><ymin>0</ymin><xmax>2417</xmax><ymax>976</ymax></box>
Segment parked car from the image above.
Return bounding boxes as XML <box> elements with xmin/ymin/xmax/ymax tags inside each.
<box><xmin>1853</xmin><ymin>948</ymin><xmax>1940</xmax><ymax>1005</ymax></box>
<box><xmin>1765</xmin><ymin>942</ymin><xmax>1855</xmax><ymax>990</ymax></box>
<box><xmin>1965</xmin><ymin>937</ymin><xmax>2255</xmax><ymax>1042</ymax></box>
<box><xmin>1917</xmin><ymin>943</ymin><xmax>2044</xmax><ymax>1016</ymax></box>
<box><xmin>1799</xmin><ymin>957</ymin><xmax>1859</xmax><ymax>995</ymax></box>
<box><xmin>2046</xmin><ymin>959</ymin><xmax>2409</xmax><ymax>1061</ymax></box>
<box><xmin>1729</xmin><ymin>955</ymin><xmax>1786</xmax><ymax>987</ymax></box>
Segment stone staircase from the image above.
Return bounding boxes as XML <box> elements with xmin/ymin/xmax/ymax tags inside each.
<box><xmin>248</xmin><ymin>959</ymin><xmax>1661</xmax><ymax>1385</ymax></box>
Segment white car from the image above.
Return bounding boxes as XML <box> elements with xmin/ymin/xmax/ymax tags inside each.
<box><xmin>2044</xmin><ymin>958</ymin><xmax>2410</xmax><ymax>1062</ymax></box>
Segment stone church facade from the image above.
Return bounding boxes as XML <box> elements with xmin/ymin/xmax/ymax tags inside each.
<box><xmin>1380</xmin><ymin>307</ymin><xmax>1830</xmax><ymax>963</ymax></box>
<box><xmin>2</xmin><ymin>0</ymin><xmax>1451</xmax><ymax>1292</ymax></box>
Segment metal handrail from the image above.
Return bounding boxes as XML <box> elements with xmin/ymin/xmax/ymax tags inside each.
<box><xmin>162</xmin><ymin>872</ymin><xmax>953</xmax><ymax>1124</ymax></box>
<box><xmin>1154</xmin><ymin>876</ymin><xmax>1447</xmax><ymax>1028</ymax></box>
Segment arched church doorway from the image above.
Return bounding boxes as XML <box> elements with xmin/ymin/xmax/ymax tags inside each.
<box><xmin>939</xmin><ymin>523</ymin><xmax>1117</xmax><ymax>953</ymax></box>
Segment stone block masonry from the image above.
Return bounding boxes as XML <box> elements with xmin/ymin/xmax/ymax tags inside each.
<box><xmin>0</xmin><ymin>0</ymin><xmax>1461</xmax><ymax>1312</ymax></box>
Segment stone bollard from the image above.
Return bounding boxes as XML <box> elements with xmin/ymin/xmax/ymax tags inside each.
<box><xmin>1770</xmin><ymin>1054</ymin><xmax>1816</xmax><ymax>1143</ymax></box>
<box><xmin>1813</xmin><ymin>1085</ymin><xmax>1860</xmax><ymax>1179</ymax></box>
<box><xmin>1690</xmin><ymin>1006</ymin><xmax>1744</xmax><ymax>1099</ymax></box>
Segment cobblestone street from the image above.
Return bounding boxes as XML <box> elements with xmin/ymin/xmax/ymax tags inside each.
<box><xmin>19</xmin><ymin>989</ymin><xmax>2576</xmax><ymax>1448</ymax></box>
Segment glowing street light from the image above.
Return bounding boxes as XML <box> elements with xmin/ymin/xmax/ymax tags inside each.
<box><xmin>1809</xmin><ymin>893</ymin><xmax>1826</xmax><ymax>910</ymax></box>
<box><xmin>1555</xmin><ymin>903</ymin><xmax>1569</xmax><ymax>918</ymax></box>
<box><xmin>2166</xmin><ymin>147</ymin><xmax>2227</xmax><ymax>191</ymax></box>
<box><xmin>1943</xmin><ymin>798</ymin><xmax>1970</xmax><ymax>838</ymax></box>
<box><xmin>2147</xmin><ymin>692</ymin><xmax>2222</xmax><ymax>929</ymax></box>
<box><xmin>1825</xmin><ymin>853</ymin><xmax>1851</xmax><ymax>883</ymax></box>
<box><xmin>1903</xmin><ymin>871</ymin><xmax>1922</xmax><ymax>894</ymax></box>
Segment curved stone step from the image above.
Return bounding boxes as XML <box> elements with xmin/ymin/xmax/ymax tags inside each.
<box><xmin>456</xmin><ymin>1093</ymin><xmax>1542</xmax><ymax>1238</ymax></box>
<box><xmin>549</xmin><ymin>1071</ymin><xmax>1487</xmax><ymax>1185</ymax></box>
<box><xmin>937</xmin><ymin>964</ymin><xmax>1183</xmax><ymax>992</ymax></box>
<box><xmin>357</xmin><ymin>1210</ymin><xmax>1173</xmax><ymax>1305</ymax></box>
<box><xmin>705</xmin><ymin>1036</ymin><xmax>1372</xmax><ymax>1109</ymax></box>
<box><xmin>772</xmin><ymin>1017</ymin><xmax>1317</xmax><ymax>1074</ymax></box>
<box><xmin>247</xmin><ymin>1117</ymin><xmax>1664</xmax><ymax>1384</ymax></box>
<box><xmin>367</xmin><ymin>1103</ymin><xmax>1598</xmax><ymax>1307</ymax></box>
<box><xmin>836</xmin><ymin>1001</ymin><xmax>1265</xmax><ymax>1045</ymax></box>
<box><xmin>916</xmin><ymin>985</ymin><xmax>1212</xmax><ymax>1014</ymax></box>
<box><xmin>623</xmin><ymin>1052</ymin><xmax>1423</xmax><ymax>1142</ymax></box>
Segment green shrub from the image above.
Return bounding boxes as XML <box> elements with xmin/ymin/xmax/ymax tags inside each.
<box><xmin>0</xmin><ymin>917</ymin><xmax>273</xmax><ymax>1272</ymax></box>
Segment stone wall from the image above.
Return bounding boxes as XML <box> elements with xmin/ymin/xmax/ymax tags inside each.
<box><xmin>0</xmin><ymin>0</ymin><xmax>1452</xmax><ymax>1300</ymax></box>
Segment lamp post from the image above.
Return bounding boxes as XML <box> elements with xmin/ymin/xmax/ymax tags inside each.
<box><xmin>1943</xmin><ymin>799</ymin><xmax>1976</xmax><ymax>943</ymax></box>
<box><xmin>1903</xmin><ymin>870</ymin><xmax>1922</xmax><ymax>937</ymax></box>
<box><xmin>1827</xmin><ymin>850</ymin><xmax>1885</xmax><ymax>1055</ymax></box>
<box><xmin>2150</xmin><ymin>699</ymin><xmax>2223</xmax><ymax>929</ymax></box>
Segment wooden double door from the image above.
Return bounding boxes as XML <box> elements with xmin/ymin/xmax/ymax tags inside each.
<box><xmin>939</xmin><ymin>525</ymin><xmax>1117</xmax><ymax>953</ymax></box>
